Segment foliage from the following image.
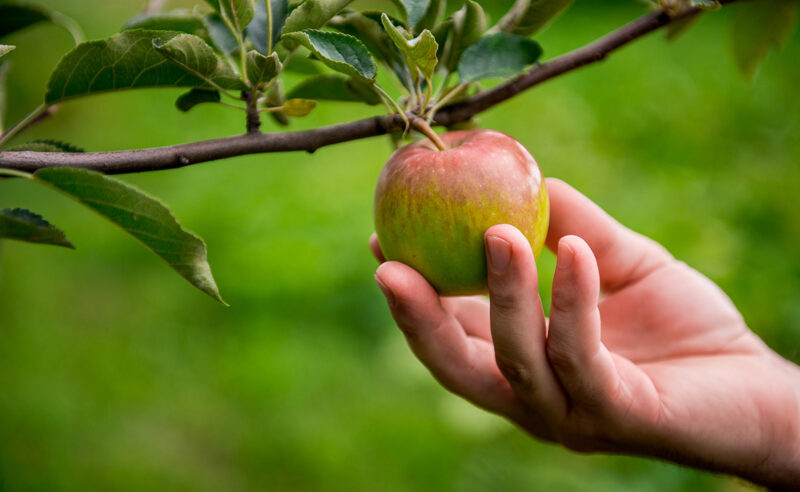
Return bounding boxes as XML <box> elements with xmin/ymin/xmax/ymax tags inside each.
<box><xmin>0</xmin><ymin>1</ymin><xmax>796</xmax><ymax>299</ymax></box>
<box><xmin>0</xmin><ymin>2</ymin><xmax>798</xmax><ymax>490</ymax></box>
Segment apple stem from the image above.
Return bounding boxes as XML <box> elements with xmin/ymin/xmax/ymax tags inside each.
<box><xmin>411</xmin><ymin>117</ymin><xmax>447</xmax><ymax>151</ymax></box>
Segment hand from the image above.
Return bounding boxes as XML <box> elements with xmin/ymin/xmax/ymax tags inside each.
<box><xmin>371</xmin><ymin>178</ymin><xmax>800</xmax><ymax>489</ymax></box>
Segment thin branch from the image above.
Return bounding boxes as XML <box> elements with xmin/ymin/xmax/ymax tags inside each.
<box><xmin>0</xmin><ymin>4</ymin><xmax>730</xmax><ymax>174</ymax></box>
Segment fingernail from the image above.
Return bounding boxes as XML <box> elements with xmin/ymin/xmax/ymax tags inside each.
<box><xmin>557</xmin><ymin>241</ymin><xmax>575</xmax><ymax>270</ymax></box>
<box><xmin>486</xmin><ymin>235</ymin><xmax>511</xmax><ymax>273</ymax></box>
<box><xmin>374</xmin><ymin>274</ymin><xmax>396</xmax><ymax>307</ymax></box>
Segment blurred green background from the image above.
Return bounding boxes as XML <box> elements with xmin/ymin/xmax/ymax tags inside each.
<box><xmin>1</xmin><ymin>0</ymin><xmax>798</xmax><ymax>490</ymax></box>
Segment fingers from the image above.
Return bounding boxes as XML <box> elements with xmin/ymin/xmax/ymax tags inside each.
<box><xmin>369</xmin><ymin>233</ymin><xmax>386</xmax><ymax>263</ymax></box>
<box><xmin>545</xmin><ymin>178</ymin><xmax>672</xmax><ymax>292</ymax></box>
<box><xmin>546</xmin><ymin>236</ymin><xmax>622</xmax><ymax>410</ymax></box>
<box><xmin>484</xmin><ymin>224</ymin><xmax>568</xmax><ymax>421</ymax></box>
<box><xmin>374</xmin><ymin>261</ymin><xmax>521</xmax><ymax>416</ymax></box>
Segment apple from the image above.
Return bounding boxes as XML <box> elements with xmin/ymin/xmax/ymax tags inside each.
<box><xmin>374</xmin><ymin>129</ymin><xmax>549</xmax><ymax>296</ymax></box>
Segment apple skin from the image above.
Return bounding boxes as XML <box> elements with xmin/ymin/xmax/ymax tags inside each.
<box><xmin>374</xmin><ymin>129</ymin><xmax>549</xmax><ymax>296</ymax></box>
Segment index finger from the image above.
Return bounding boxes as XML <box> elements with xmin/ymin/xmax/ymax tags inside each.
<box><xmin>544</xmin><ymin>178</ymin><xmax>672</xmax><ymax>292</ymax></box>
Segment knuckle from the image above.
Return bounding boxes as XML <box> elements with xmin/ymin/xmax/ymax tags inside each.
<box><xmin>546</xmin><ymin>340</ymin><xmax>578</xmax><ymax>373</ymax></box>
<box><xmin>489</xmin><ymin>288</ymin><xmax>518</xmax><ymax>313</ymax></box>
<box><xmin>495</xmin><ymin>355</ymin><xmax>533</xmax><ymax>389</ymax></box>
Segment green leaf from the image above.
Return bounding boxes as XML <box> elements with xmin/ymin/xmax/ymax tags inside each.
<box><xmin>286</xmin><ymin>73</ymin><xmax>380</xmax><ymax>104</ymax></box>
<box><xmin>282</xmin><ymin>0</ymin><xmax>354</xmax><ymax>33</ymax></box>
<box><xmin>445</xmin><ymin>0</ymin><xmax>487</xmax><ymax>71</ymax></box>
<box><xmin>31</xmin><ymin>167</ymin><xmax>227</xmax><ymax>304</ymax></box>
<box><xmin>175</xmin><ymin>88</ymin><xmax>221</xmax><ymax>111</ymax></box>
<box><xmin>412</xmin><ymin>0</ymin><xmax>444</xmax><ymax>33</ymax></box>
<box><xmin>221</xmin><ymin>0</ymin><xmax>256</xmax><ymax>34</ymax></box>
<box><xmin>283</xmin><ymin>30</ymin><xmax>376</xmax><ymax>81</ymax></box>
<box><xmin>381</xmin><ymin>13</ymin><xmax>437</xmax><ymax>81</ymax></box>
<box><xmin>246</xmin><ymin>50</ymin><xmax>281</xmax><ymax>86</ymax></box>
<box><xmin>731</xmin><ymin>0</ymin><xmax>798</xmax><ymax>80</ymax></box>
<box><xmin>0</xmin><ymin>60</ymin><xmax>9</xmax><ymax>131</ymax></box>
<box><xmin>204</xmin><ymin>13</ymin><xmax>239</xmax><ymax>55</ymax></box>
<box><xmin>391</xmin><ymin>0</ymin><xmax>429</xmax><ymax>30</ymax></box>
<box><xmin>0</xmin><ymin>2</ymin><xmax>49</xmax><ymax>38</ymax></box>
<box><xmin>45</xmin><ymin>30</ymin><xmax>246</xmax><ymax>105</ymax></box>
<box><xmin>0</xmin><ymin>208</ymin><xmax>74</xmax><ymax>249</ymax></box>
<box><xmin>247</xmin><ymin>0</ymin><xmax>290</xmax><ymax>54</ymax></box>
<box><xmin>152</xmin><ymin>33</ymin><xmax>247</xmax><ymax>90</ymax></box>
<box><xmin>495</xmin><ymin>0</ymin><xmax>573</xmax><ymax>37</ymax></box>
<box><xmin>9</xmin><ymin>139</ymin><xmax>84</xmax><ymax>152</ymax></box>
<box><xmin>0</xmin><ymin>44</ymin><xmax>14</xmax><ymax>58</ymax></box>
<box><xmin>329</xmin><ymin>12</ymin><xmax>401</xmax><ymax>66</ymax></box>
<box><xmin>281</xmin><ymin>98</ymin><xmax>316</xmax><ymax>116</ymax></box>
<box><xmin>203</xmin><ymin>0</ymin><xmax>221</xmax><ymax>11</ymax></box>
<box><xmin>122</xmin><ymin>10</ymin><xmax>209</xmax><ymax>39</ymax></box>
<box><xmin>265</xmin><ymin>79</ymin><xmax>290</xmax><ymax>125</ymax></box>
<box><xmin>458</xmin><ymin>32</ymin><xmax>542</xmax><ymax>82</ymax></box>
<box><xmin>0</xmin><ymin>1</ymin><xmax>83</xmax><ymax>44</ymax></box>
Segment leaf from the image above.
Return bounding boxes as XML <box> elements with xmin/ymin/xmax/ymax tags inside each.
<box><xmin>0</xmin><ymin>1</ymin><xmax>83</xmax><ymax>44</ymax></box>
<box><xmin>265</xmin><ymin>79</ymin><xmax>290</xmax><ymax>125</ymax></box>
<box><xmin>9</xmin><ymin>139</ymin><xmax>84</xmax><ymax>152</ymax></box>
<box><xmin>495</xmin><ymin>0</ymin><xmax>573</xmax><ymax>37</ymax></box>
<box><xmin>0</xmin><ymin>60</ymin><xmax>9</xmax><ymax>131</ymax></box>
<box><xmin>391</xmin><ymin>0</ymin><xmax>429</xmax><ymax>30</ymax></box>
<box><xmin>246</xmin><ymin>50</ymin><xmax>281</xmax><ymax>86</ymax></box>
<box><xmin>731</xmin><ymin>0</ymin><xmax>798</xmax><ymax>80</ymax></box>
<box><xmin>413</xmin><ymin>0</ymin><xmax>444</xmax><ymax>33</ymax></box>
<box><xmin>281</xmin><ymin>98</ymin><xmax>316</xmax><ymax>116</ymax></box>
<box><xmin>282</xmin><ymin>0</ymin><xmax>354</xmax><ymax>33</ymax></box>
<box><xmin>45</xmin><ymin>30</ymin><xmax>246</xmax><ymax>105</ymax></box>
<box><xmin>152</xmin><ymin>33</ymin><xmax>247</xmax><ymax>90</ymax></box>
<box><xmin>329</xmin><ymin>11</ymin><xmax>401</xmax><ymax>66</ymax></box>
<box><xmin>445</xmin><ymin>0</ymin><xmax>487</xmax><ymax>71</ymax></box>
<box><xmin>175</xmin><ymin>88</ymin><xmax>221</xmax><ymax>111</ymax></box>
<box><xmin>122</xmin><ymin>10</ymin><xmax>209</xmax><ymax>39</ymax></box>
<box><xmin>0</xmin><ymin>208</ymin><xmax>74</xmax><ymax>249</ymax></box>
<box><xmin>0</xmin><ymin>44</ymin><xmax>14</xmax><ymax>58</ymax></box>
<box><xmin>286</xmin><ymin>73</ymin><xmax>379</xmax><ymax>104</ymax></box>
<box><xmin>0</xmin><ymin>2</ymin><xmax>49</xmax><ymax>38</ymax></box>
<box><xmin>381</xmin><ymin>13</ymin><xmax>437</xmax><ymax>81</ymax></box>
<box><xmin>221</xmin><ymin>0</ymin><xmax>256</xmax><ymax>34</ymax></box>
<box><xmin>204</xmin><ymin>13</ymin><xmax>239</xmax><ymax>55</ymax></box>
<box><xmin>458</xmin><ymin>32</ymin><xmax>542</xmax><ymax>82</ymax></box>
<box><xmin>283</xmin><ymin>30</ymin><xmax>376</xmax><ymax>81</ymax></box>
<box><xmin>31</xmin><ymin>167</ymin><xmax>227</xmax><ymax>304</ymax></box>
<box><xmin>247</xmin><ymin>0</ymin><xmax>290</xmax><ymax>54</ymax></box>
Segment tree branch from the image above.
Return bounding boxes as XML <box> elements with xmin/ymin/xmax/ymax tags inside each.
<box><xmin>0</xmin><ymin>4</ymin><xmax>725</xmax><ymax>175</ymax></box>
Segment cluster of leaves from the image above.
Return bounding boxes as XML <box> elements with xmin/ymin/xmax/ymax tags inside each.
<box><xmin>0</xmin><ymin>0</ymin><xmax>797</xmax><ymax>302</ymax></box>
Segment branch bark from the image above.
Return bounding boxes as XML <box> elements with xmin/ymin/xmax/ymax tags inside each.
<box><xmin>0</xmin><ymin>5</ymin><xmax>722</xmax><ymax>175</ymax></box>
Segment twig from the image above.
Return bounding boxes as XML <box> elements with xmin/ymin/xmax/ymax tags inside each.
<box><xmin>0</xmin><ymin>4</ymin><xmax>733</xmax><ymax>174</ymax></box>
<box><xmin>243</xmin><ymin>91</ymin><xmax>262</xmax><ymax>133</ymax></box>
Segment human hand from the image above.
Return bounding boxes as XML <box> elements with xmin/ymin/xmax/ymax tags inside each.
<box><xmin>372</xmin><ymin>178</ymin><xmax>800</xmax><ymax>489</ymax></box>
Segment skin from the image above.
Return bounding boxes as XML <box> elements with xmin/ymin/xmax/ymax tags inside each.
<box><xmin>372</xmin><ymin>178</ymin><xmax>800</xmax><ymax>489</ymax></box>
<box><xmin>374</xmin><ymin>129</ymin><xmax>548</xmax><ymax>296</ymax></box>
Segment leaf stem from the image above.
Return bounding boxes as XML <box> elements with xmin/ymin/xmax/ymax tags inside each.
<box><xmin>425</xmin><ymin>82</ymin><xmax>470</xmax><ymax>122</ymax></box>
<box><xmin>374</xmin><ymin>84</ymin><xmax>410</xmax><ymax>130</ymax></box>
<box><xmin>265</xmin><ymin>0</ymin><xmax>274</xmax><ymax>54</ymax></box>
<box><xmin>0</xmin><ymin>103</ymin><xmax>47</xmax><ymax>148</ymax></box>
<box><xmin>49</xmin><ymin>10</ymin><xmax>86</xmax><ymax>44</ymax></box>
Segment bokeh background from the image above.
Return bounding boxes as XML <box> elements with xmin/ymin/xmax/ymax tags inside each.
<box><xmin>1</xmin><ymin>0</ymin><xmax>798</xmax><ymax>490</ymax></box>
